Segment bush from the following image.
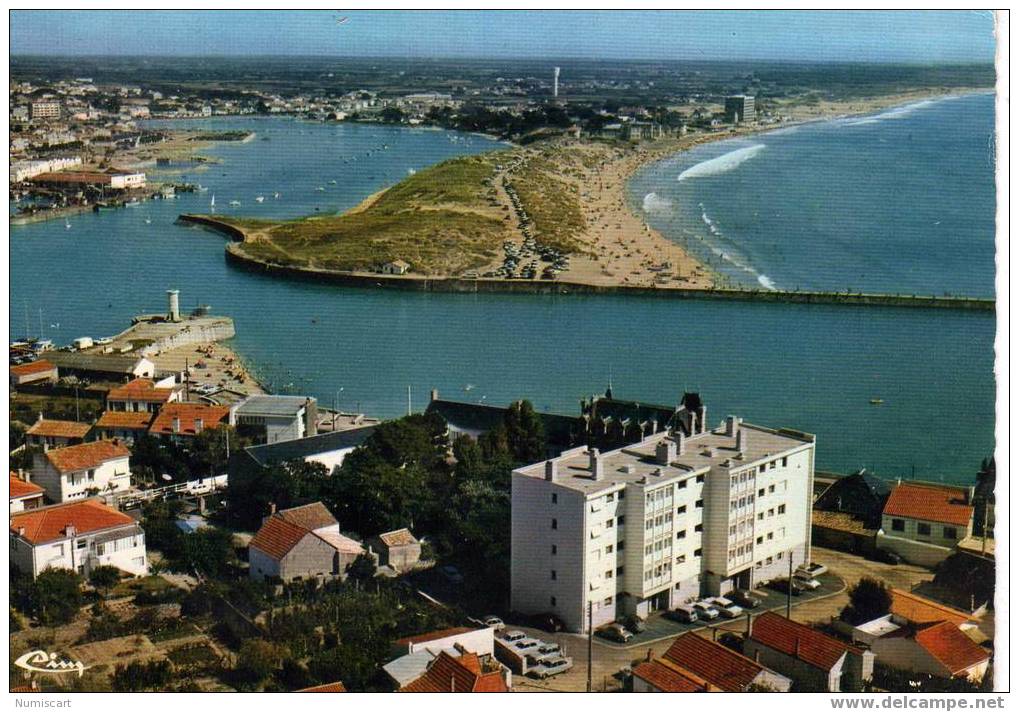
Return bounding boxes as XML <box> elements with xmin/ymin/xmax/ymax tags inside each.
<box><xmin>111</xmin><ymin>659</ymin><xmax>172</xmax><ymax>692</ymax></box>
<box><xmin>15</xmin><ymin>569</ymin><xmax>83</xmax><ymax>626</ymax></box>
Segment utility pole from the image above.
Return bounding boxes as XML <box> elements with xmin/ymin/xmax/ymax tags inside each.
<box><xmin>786</xmin><ymin>550</ymin><xmax>793</xmax><ymax>618</ymax></box>
<box><xmin>586</xmin><ymin>601</ymin><xmax>593</xmax><ymax>692</ymax></box>
<box><xmin>74</xmin><ymin>386</ymin><xmax>80</xmax><ymax>422</ymax></box>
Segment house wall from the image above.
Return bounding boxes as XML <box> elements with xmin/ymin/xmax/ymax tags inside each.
<box><xmin>378</xmin><ymin>542</ymin><xmax>421</xmax><ymax>571</ymax></box>
<box><xmin>406</xmin><ymin>628</ymin><xmax>495</xmax><ymax>657</ymax></box>
<box><xmin>877</xmin><ymin>514</ymin><xmax>971</xmax><ymax>567</ymax></box>
<box><xmin>743</xmin><ymin>639</ymin><xmax>842</xmax><ymax>692</ymax></box>
<box><xmin>753</xmin><ymin>668</ymin><xmax>794</xmax><ymax>692</ymax></box>
<box><xmin>32</xmin><ymin>454</ymin><xmax>132</xmax><ymax>503</ymax></box>
<box><xmin>10</xmin><ymin>494</ymin><xmax>45</xmax><ymax>513</ymax></box>
<box><xmin>11</xmin><ymin>368</ymin><xmax>58</xmax><ymax>386</ymax></box>
<box><xmin>10</xmin><ymin>528</ymin><xmax>147</xmax><ymax>579</ymax></box>
<box><xmin>278</xmin><ymin>533</ymin><xmax>343</xmax><ymax>582</ymax></box>
<box><xmin>248</xmin><ymin>546</ymin><xmax>281</xmax><ymax>581</ymax></box>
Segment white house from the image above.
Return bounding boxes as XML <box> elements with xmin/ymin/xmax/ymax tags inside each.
<box><xmin>230</xmin><ymin>394</ymin><xmax>317</xmax><ymax>444</ymax></box>
<box><xmin>106</xmin><ymin>377</ymin><xmax>181</xmax><ymax>413</ymax></box>
<box><xmin>876</xmin><ymin>482</ymin><xmax>974</xmax><ymax>567</ymax></box>
<box><xmin>511</xmin><ymin>408</ymin><xmax>815</xmax><ymax>633</ymax></box>
<box><xmin>32</xmin><ymin>440</ymin><xmax>132</xmax><ymax>503</ymax></box>
<box><xmin>10</xmin><ymin>498</ymin><xmax>148</xmax><ymax>578</ymax></box>
<box><xmin>10</xmin><ymin>472</ymin><xmax>46</xmax><ymax>513</ymax></box>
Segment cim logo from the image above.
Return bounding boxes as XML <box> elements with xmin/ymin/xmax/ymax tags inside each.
<box><xmin>14</xmin><ymin>650</ymin><xmax>88</xmax><ymax>677</ymax></box>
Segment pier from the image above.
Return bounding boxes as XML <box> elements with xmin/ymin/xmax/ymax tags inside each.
<box><xmin>180</xmin><ymin>213</ymin><xmax>995</xmax><ymax>313</ymax></box>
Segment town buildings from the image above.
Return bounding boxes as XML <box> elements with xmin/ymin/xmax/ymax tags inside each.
<box><xmin>724</xmin><ymin>95</ymin><xmax>756</xmax><ymax>123</ymax></box>
<box><xmin>229</xmin><ymin>425</ymin><xmax>379</xmax><ymax>480</ymax></box>
<box><xmin>876</xmin><ymin>482</ymin><xmax>974</xmax><ymax>566</ymax></box>
<box><xmin>230</xmin><ymin>394</ymin><xmax>318</xmax><ymax>444</ymax></box>
<box><xmin>633</xmin><ymin>632</ymin><xmax>792</xmax><ymax>692</ymax></box>
<box><xmin>148</xmin><ymin>402</ymin><xmax>231</xmax><ymax>443</ymax></box>
<box><xmin>32</xmin><ymin>440</ymin><xmax>132</xmax><ymax>503</ymax></box>
<box><xmin>385</xmin><ymin>627</ymin><xmax>505</xmax><ymax>691</ymax></box>
<box><xmin>10</xmin><ymin>472</ymin><xmax>45</xmax><ymax>513</ymax></box>
<box><xmin>369</xmin><ymin>528</ymin><xmax>422</xmax><ymax>572</ymax></box>
<box><xmin>9</xmin><ymin>359</ymin><xmax>58</xmax><ymax>387</ymax></box>
<box><xmin>106</xmin><ymin>376</ymin><xmax>181</xmax><ymax>413</ymax></box>
<box><xmin>511</xmin><ymin>410</ymin><xmax>815</xmax><ymax>633</ymax></box>
<box><xmin>248</xmin><ymin>502</ymin><xmax>364</xmax><ymax>583</ymax></box>
<box><xmin>25</xmin><ymin>416</ymin><xmax>91</xmax><ymax>450</ymax></box>
<box><xmin>10</xmin><ymin>498</ymin><xmax>148</xmax><ymax>578</ymax></box>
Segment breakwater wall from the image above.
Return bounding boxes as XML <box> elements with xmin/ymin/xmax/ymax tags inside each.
<box><xmin>179</xmin><ymin>214</ymin><xmax>995</xmax><ymax>313</ymax></box>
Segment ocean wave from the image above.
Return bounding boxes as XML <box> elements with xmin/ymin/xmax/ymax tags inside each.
<box><xmin>407</xmin><ymin>168</ymin><xmax>417</xmax><ymax>175</ymax></box>
<box><xmin>641</xmin><ymin>192</ymin><xmax>673</xmax><ymax>214</ymax></box>
<box><xmin>677</xmin><ymin>144</ymin><xmax>765</xmax><ymax>182</ymax></box>
<box><xmin>842</xmin><ymin>99</ymin><xmax>936</xmax><ymax>127</ymax></box>
<box><xmin>697</xmin><ymin>205</ymin><xmax>777</xmax><ymax>291</ymax></box>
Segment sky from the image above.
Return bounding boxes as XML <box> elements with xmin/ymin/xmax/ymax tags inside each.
<box><xmin>10</xmin><ymin>10</ymin><xmax>997</xmax><ymax>63</ymax></box>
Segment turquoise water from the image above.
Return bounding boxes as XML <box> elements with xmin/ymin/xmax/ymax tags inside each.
<box><xmin>10</xmin><ymin>116</ymin><xmax>995</xmax><ymax>482</ymax></box>
<box><xmin>629</xmin><ymin>92</ymin><xmax>996</xmax><ymax>297</ymax></box>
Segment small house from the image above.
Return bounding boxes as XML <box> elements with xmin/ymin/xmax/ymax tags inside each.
<box><xmin>381</xmin><ymin>259</ymin><xmax>411</xmax><ymax>275</ymax></box>
<box><xmin>370</xmin><ymin>528</ymin><xmax>421</xmax><ymax>572</ymax></box>
<box><xmin>10</xmin><ymin>359</ymin><xmax>58</xmax><ymax>387</ymax></box>
<box><xmin>248</xmin><ymin>502</ymin><xmax>364</xmax><ymax>583</ymax></box>
<box><xmin>32</xmin><ymin>440</ymin><xmax>132</xmax><ymax>503</ymax></box>
<box><xmin>25</xmin><ymin>415</ymin><xmax>91</xmax><ymax>451</ymax></box>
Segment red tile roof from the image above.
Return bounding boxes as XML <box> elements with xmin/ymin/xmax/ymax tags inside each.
<box><xmin>96</xmin><ymin>410</ymin><xmax>155</xmax><ymax>430</ymax></box>
<box><xmin>11</xmin><ymin>360</ymin><xmax>57</xmax><ymax>377</ymax></box>
<box><xmin>107</xmin><ymin>378</ymin><xmax>175</xmax><ymax>403</ymax></box>
<box><xmin>379</xmin><ymin>528</ymin><xmax>418</xmax><ymax>547</ymax></box>
<box><xmin>661</xmin><ymin>632</ymin><xmax>763</xmax><ymax>692</ymax></box>
<box><xmin>399</xmin><ymin>651</ymin><xmax>507</xmax><ymax>692</ymax></box>
<box><xmin>883</xmin><ymin>483</ymin><xmax>974</xmax><ymax>527</ymax></box>
<box><xmin>297</xmin><ymin>682</ymin><xmax>347</xmax><ymax>692</ymax></box>
<box><xmin>632</xmin><ymin>660</ymin><xmax>714</xmax><ymax>692</ymax></box>
<box><xmin>395</xmin><ymin>627</ymin><xmax>477</xmax><ymax>647</ymax></box>
<box><xmin>914</xmin><ymin>621</ymin><xmax>989</xmax><ymax>676</ymax></box>
<box><xmin>751</xmin><ymin>611</ymin><xmax>858</xmax><ymax>672</ymax></box>
<box><xmin>10</xmin><ymin>472</ymin><xmax>45</xmax><ymax>500</ymax></box>
<box><xmin>11</xmin><ymin>499</ymin><xmax>135</xmax><ymax>544</ymax></box>
<box><xmin>45</xmin><ymin>440</ymin><xmax>130</xmax><ymax>474</ymax></box>
<box><xmin>149</xmin><ymin>403</ymin><xmax>229</xmax><ymax>437</ymax></box>
<box><xmin>277</xmin><ymin>502</ymin><xmax>337</xmax><ymax>531</ymax></box>
<box><xmin>890</xmin><ymin>589</ymin><xmax>972</xmax><ymax>627</ymax></box>
<box><xmin>26</xmin><ymin>419</ymin><xmax>91</xmax><ymax>440</ymax></box>
<box><xmin>248</xmin><ymin>516</ymin><xmax>309</xmax><ymax>560</ymax></box>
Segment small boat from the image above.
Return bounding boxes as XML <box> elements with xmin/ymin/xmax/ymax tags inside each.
<box><xmin>229</xmin><ymin>200</ymin><xmax>241</xmax><ymax>207</ymax></box>
<box><xmin>255</xmin><ymin>196</ymin><xmax>265</xmax><ymax>203</ymax></box>
<box><xmin>64</xmin><ymin>218</ymin><xmax>71</xmax><ymax>229</ymax></box>
<box><xmin>315</xmin><ymin>186</ymin><xmax>326</xmax><ymax>192</ymax></box>
<box><xmin>329</xmin><ymin>180</ymin><xmax>337</xmax><ymax>185</ymax></box>
<box><xmin>273</xmin><ymin>192</ymin><xmax>281</xmax><ymax>199</ymax></box>
<box><xmin>144</xmin><ymin>217</ymin><xmax>152</xmax><ymax>224</ymax></box>
<box><xmin>869</xmin><ymin>398</ymin><xmax>884</xmax><ymax>405</ymax></box>
<box><xmin>197</xmin><ymin>184</ymin><xmax>209</xmax><ymax>192</ymax></box>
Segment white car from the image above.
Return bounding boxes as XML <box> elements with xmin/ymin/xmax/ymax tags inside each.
<box><xmin>500</xmin><ymin>629</ymin><xmax>527</xmax><ymax>643</ymax></box>
<box><xmin>482</xmin><ymin>615</ymin><xmax>505</xmax><ymax>631</ymax></box>
<box><xmin>531</xmin><ymin>656</ymin><xmax>573</xmax><ymax>679</ymax></box>
<box><xmin>710</xmin><ymin>597</ymin><xmax>744</xmax><ymax>618</ymax></box>
<box><xmin>514</xmin><ymin>638</ymin><xmax>540</xmax><ymax>652</ymax></box>
<box><xmin>797</xmin><ymin>562</ymin><xmax>828</xmax><ymax>578</ymax></box>
<box><xmin>693</xmin><ymin>601</ymin><xmax>720</xmax><ymax>620</ymax></box>
<box><xmin>793</xmin><ymin>571</ymin><xmax>822</xmax><ymax>589</ymax></box>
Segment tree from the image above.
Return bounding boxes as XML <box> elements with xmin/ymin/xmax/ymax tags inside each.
<box><xmin>345</xmin><ymin>553</ymin><xmax>376</xmax><ymax>582</ymax></box>
<box><xmin>841</xmin><ymin>577</ymin><xmax>892</xmax><ymax>625</ymax></box>
<box><xmin>380</xmin><ymin>106</ymin><xmax>405</xmax><ymax>124</ymax></box>
<box><xmin>234</xmin><ymin>639</ymin><xmax>285</xmax><ymax>688</ymax></box>
<box><xmin>22</xmin><ymin>569</ymin><xmax>83</xmax><ymax>625</ymax></box>
<box><xmin>88</xmin><ymin>565</ymin><xmax>122</xmax><ymax>596</ymax></box>
<box><xmin>180</xmin><ymin>527</ymin><xmax>236</xmax><ymax>578</ymax></box>
<box><xmin>503</xmin><ymin>400</ymin><xmax>546</xmax><ymax>464</ymax></box>
<box><xmin>227</xmin><ymin>458</ymin><xmax>329</xmax><ymax>529</ymax></box>
<box><xmin>111</xmin><ymin>659</ymin><xmax>172</xmax><ymax>692</ymax></box>
<box><xmin>10</xmin><ymin>420</ymin><xmax>27</xmax><ymax>451</ymax></box>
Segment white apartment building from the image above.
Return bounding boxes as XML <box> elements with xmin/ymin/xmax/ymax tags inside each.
<box><xmin>511</xmin><ymin>411</ymin><xmax>815</xmax><ymax>633</ymax></box>
<box><xmin>10</xmin><ymin>499</ymin><xmax>148</xmax><ymax>578</ymax></box>
<box><xmin>32</xmin><ymin>440</ymin><xmax>132</xmax><ymax>503</ymax></box>
<box><xmin>31</xmin><ymin>101</ymin><xmax>61</xmax><ymax>120</ymax></box>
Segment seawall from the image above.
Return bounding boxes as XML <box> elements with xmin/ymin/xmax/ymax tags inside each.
<box><xmin>179</xmin><ymin>213</ymin><xmax>995</xmax><ymax>313</ymax></box>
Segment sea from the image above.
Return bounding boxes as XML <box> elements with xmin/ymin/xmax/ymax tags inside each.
<box><xmin>9</xmin><ymin>101</ymin><xmax>997</xmax><ymax>483</ymax></box>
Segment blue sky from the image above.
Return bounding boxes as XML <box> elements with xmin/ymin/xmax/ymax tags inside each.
<box><xmin>10</xmin><ymin>10</ymin><xmax>996</xmax><ymax>62</ymax></box>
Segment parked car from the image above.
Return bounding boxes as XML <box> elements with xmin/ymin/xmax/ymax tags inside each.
<box><xmin>769</xmin><ymin>578</ymin><xmax>805</xmax><ymax>596</ymax></box>
<box><xmin>439</xmin><ymin>565</ymin><xmax>464</xmax><ymax>584</ymax></box>
<box><xmin>872</xmin><ymin>549</ymin><xmax>903</xmax><ymax>565</ymax></box>
<box><xmin>527</xmin><ymin>612</ymin><xmax>567</xmax><ymax>633</ymax></box>
<box><xmin>710</xmin><ymin>597</ymin><xmax>744</xmax><ymax>618</ymax></box>
<box><xmin>797</xmin><ymin>562</ymin><xmax>828</xmax><ymax>578</ymax></box>
<box><xmin>531</xmin><ymin>656</ymin><xmax>574</xmax><ymax>679</ymax></box>
<box><xmin>621</xmin><ymin>615</ymin><xmax>647</xmax><ymax>634</ymax></box>
<box><xmin>729</xmin><ymin>589</ymin><xmax>762</xmax><ymax>609</ymax></box>
<box><xmin>792</xmin><ymin>571</ymin><xmax>822</xmax><ymax>590</ymax></box>
<box><xmin>693</xmin><ymin>601</ymin><xmax>720</xmax><ymax>620</ymax></box>
<box><xmin>665</xmin><ymin>605</ymin><xmax>698</xmax><ymax>624</ymax></box>
<box><xmin>482</xmin><ymin>615</ymin><xmax>505</xmax><ymax>631</ymax></box>
<box><xmin>514</xmin><ymin>638</ymin><xmax>540</xmax><ymax>652</ymax></box>
<box><xmin>597</xmin><ymin>623</ymin><xmax>633</xmax><ymax>643</ymax></box>
<box><xmin>500</xmin><ymin>630</ymin><xmax>528</xmax><ymax>643</ymax></box>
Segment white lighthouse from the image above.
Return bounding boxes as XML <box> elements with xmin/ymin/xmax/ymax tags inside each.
<box><xmin>554</xmin><ymin>67</ymin><xmax>560</xmax><ymax>98</ymax></box>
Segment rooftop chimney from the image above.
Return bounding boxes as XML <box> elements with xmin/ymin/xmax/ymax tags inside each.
<box><xmin>268</xmin><ymin>502</ymin><xmax>277</xmax><ymax>515</ymax></box>
<box><xmin>675</xmin><ymin>431</ymin><xmax>686</xmax><ymax>456</ymax></box>
<box><xmin>18</xmin><ymin>526</ymin><xmax>25</xmax><ymax>537</ymax></box>
<box><xmin>726</xmin><ymin>415</ymin><xmax>741</xmax><ymax>438</ymax></box>
<box><xmin>545</xmin><ymin>460</ymin><xmax>558</xmax><ymax>481</ymax></box>
<box><xmin>736</xmin><ymin>429</ymin><xmax>747</xmax><ymax>453</ymax></box>
<box><xmin>656</xmin><ymin>439</ymin><xmax>677</xmax><ymax>466</ymax></box>
<box><xmin>64</xmin><ymin>524</ymin><xmax>76</xmax><ymax>537</ymax></box>
<box><xmin>430</xmin><ymin>389</ymin><xmax>439</xmax><ymax>402</ymax></box>
<box><xmin>589</xmin><ymin>449</ymin><xmax>604</xmax><ymax>480</ymax></box>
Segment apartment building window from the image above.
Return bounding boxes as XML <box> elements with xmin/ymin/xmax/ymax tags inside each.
<box><xmin>695</xmin><ymin>499</ymin><xmax>704</xmax><ymax>508</ymax></box>
<box><xmin>606</xmin><ymin>493</ymin><xmax>615</xmax><ymax>502</ymax></box>
<box><xmin>645</xmin><ymin>544</ymin><xmax>653</xmax><ymax>555</ymax></box>
<box><xmin>769</xmin><ymin>484</ymin><xmax>775</xmax><ymax>493</ymax></box>
<box><xmin>739</xmin><ymin>497</ymin><xmax>746</xmax><ymax>507</ymax></box>
<box><xmin>676</xmin><ymin>554</ymin><xmax>686</xmax><ymax>564</ymax></box>
<box><xmin>696</xmin><ymin>475</ymin><xmax>705</xmax><ymax>483</ymax></box>
<box><xmin>758</xmin><ymin>513</ymin><xmax>764</xmax><ymax>521</ymax></box>
<box><xmin>766</xmin><ymin>556</ymin><xmax>773</xmax><ymax>564</ymax></box>
<box><xmin>767</xmin><ymin>532</ymin><xmax>774</xmax><ymax>540</ymax></box>
<box><xmin>646</xmin><ymin>493</ymin><xmax>654</xmax><ymax>505</ymax></box>
<box><xmin>728</xmin><ymin>549</ymin><xmax>735</xmax><ymax>560</ymax></box>
<box><xmin>677</xmin><ymin>479</ymin><xmax>687</xmax><ymax>489</ymax></box>
<box><xmin>770</xmin><ymin>461</ymin><xmax>777</xmax><ymax>470</ymax></box>
<box><xmin>551</xmin><ymin>545</ymin><xmax>557</xmax><ymax>555</ymax></box>
<box><xmin>694</xmin><ymin>548</ymin><xmax>702</xmax><ymax>557</ymax></box>
<box><xmin>676</xmin><ymin>530</ymin><xmax>686</xmax><ymax>540</ymax></box>
<box><xmin>617</xmin><ymin>516</ymin><xmax>625</xmax><ymax>526</ymax></box>
<box><xmin>645</xmin><ymin>519</ymin><xmax>653</xmax><ymax>531</ymax></box>
<box><xmin>694</xmin><ymin>524</ymin><xmax>702</xmax><ymax>533</ymax></box>
<box><xmin>606</xmin><ymin>519</ymin><xmax>614</xmax><ymax>528</ymax></box>
<box><xmin>604</xmin><ymin>597</ymin><xmax>613</xmax><ymax>606</ymax></box>
<box><xmin>551</xmin><ymin>493</ymin><xmax>558</xmax><ymax>504</ymax></box>
<box><xmin>606</xmin><ymin>544</ymin><xmax>614</xmax><ymax>554</ymax></box>
<box><xmin>730</xmin><ymin>500</ymin><xmax>738</xmax><ymax>512</ymax></box>
<box><xmin>759</xmin><ymin>464</ymin><xmax>766</xmax><ymax>473</ymax></box>
<box><xmin>655</xmin><ymin>515</ymin><xmax>664</xmax><ymax>526</ymax></box>
<box><xmin>731</xmin><ymin>476</ymin><xmax>738</xmax><ymax>486</ymax></box>
<box><xmin>777</xmin><ymin>552</ymin><xmax>783</xmax><ymax>560</ymax></box>
<box><xmin>917</xmin><ymin>523</ymin><xmax>931</xmax><ymax>536</ymax></box>
<box><xmin>551</xmin><ymin>596</ymin><xmax>557</xmax><ymax>607</ymax></box>
<box><xmin>677</xmin><ymin>505</ymin><xmax>686</xmax><ymax>515</ymax></box>
<box><xmin>759</xmin><ymin>488</ymin><xmax>765</xmax><ymax>497</ymax></box>
<box><xmin>729</xmin><ymin>525</ymin><xmax>737</xmax><ymax>536</ymax></box>
<box><xmin>551</xmin><ymin>518</ymin><xmax>558</xmax><ymax>530</ymax></box>
<box><xmin>778</xmin><ymin>504</ymin><xmax>786</xmax><ymax>515</ymax></box>
<box><xmin>944</xmin><ymin>527</ymin><xmax>958</xmax><ymax>539</ymax></box>
<box><xmin>550</xmin><ymin>570</ymin><xmax>557</xmax><ymax>580</ymax></box>
<box><xmin>782</xmin><ymin>457</ymin><xmax>788</xmax><ymax>466</ymax></box>
<box><xmin>768</xmin><ymin>508</ymin><xmax>775</xmax><ymax>517</ymax></box>
<box><xmin>605</xmin><ymin>570</ymin><xmax>613</xmax><ymax>579</ymax></box>
<box><xmin>616</xmin><ymin>566</ymin><xmax>625</xmax><ymax>575</ymax></box>
<box><xmin>665</xmin><ymin>511</ymin><xmax>673</xmax><ymax>523</ymax></box>
<box><xmin>755</xmin><ymin>561</ymin><xmax>763</xmax><ymax>569</ymax></box>
<box><xmin>757</xmin><ymin>536</ymin><xmax>763</xmax><ymax>544</ymax></box>
<box><xmin>618</xmin><ymin>490</ymin><xmax>625</xmax><ymax>499</ymax></box>
<box><xmin>891</xmin><ymin>518</ymin><xmax>905</xmax><ymax>532</ymax></box>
